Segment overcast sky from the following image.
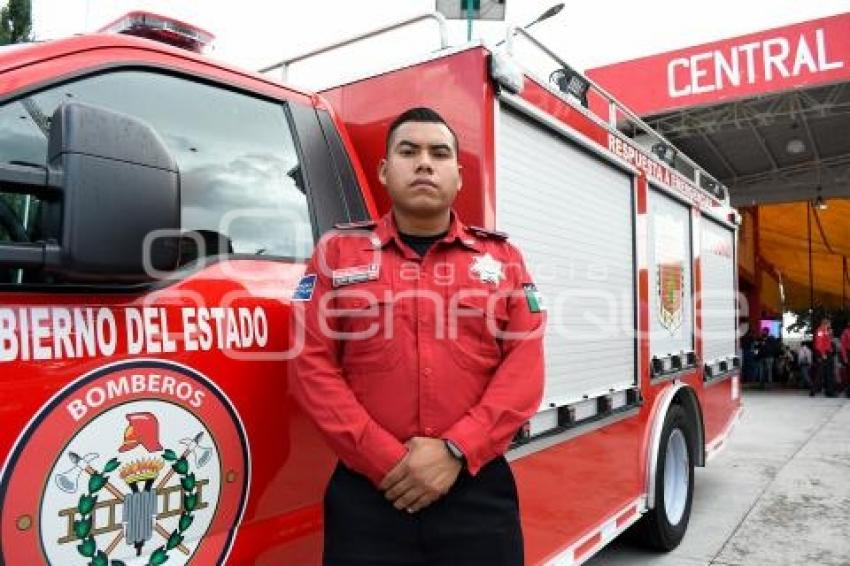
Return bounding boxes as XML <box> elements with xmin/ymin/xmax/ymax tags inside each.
<box><xmin>30</xmin><ymin>0</ymin><xmax>850</xmax><ymax>89</ymax></box>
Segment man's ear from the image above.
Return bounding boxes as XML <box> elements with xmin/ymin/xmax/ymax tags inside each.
<box><xmin>457</xmin><ymin>163</ymin><xmax>463</xmax><ymax>192</ymax></box>
<box><xmin>378</xmin><ymin>158</ymin><xmax>388</xmax><ymax>186</ymax></box>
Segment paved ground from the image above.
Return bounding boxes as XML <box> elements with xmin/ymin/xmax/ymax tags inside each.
<box><xmin>586</xmin><ymin>389</ymin><xmax>850</xmax><ymax>566</ymax></box>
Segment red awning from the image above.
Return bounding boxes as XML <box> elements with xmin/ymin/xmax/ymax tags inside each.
<box><xmin>586</xmin><ymin>12</ymin><xmax>850</xmax><ymax>117</ymax></box>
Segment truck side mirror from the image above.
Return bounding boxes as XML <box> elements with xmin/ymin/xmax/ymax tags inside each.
<box><xmin>0</xmin><ymin>102</ymin><xmax>181</xmax><ymax>282</ymax></box>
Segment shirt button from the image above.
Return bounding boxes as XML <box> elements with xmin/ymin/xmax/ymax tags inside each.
<box><xmin>423</xmin><ymin>367</ymin><xmax>432</xmax><ymax>377</ymax></box>
<box><xmin>424</xmin><ymin>427</ymin><xmax>435</xmax><ymax>435</ymax></box>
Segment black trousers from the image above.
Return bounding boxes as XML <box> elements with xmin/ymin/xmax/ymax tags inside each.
<box><xmin>323</xmin><ymin>456</ymin><xmax>524</xmax><ymax>565</ymax></box>
<box><xmin>812</xmin><ymin>355</ymin><xmax>836</xmax><ymax>396</ymax></box>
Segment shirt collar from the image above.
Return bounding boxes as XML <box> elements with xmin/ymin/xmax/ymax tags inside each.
<box><xmin>368</xmin><ymin>210</ymin><xmax>481</xmax><ymax>252</ymax></box>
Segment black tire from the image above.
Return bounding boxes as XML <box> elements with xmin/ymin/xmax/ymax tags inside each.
<box><xmin>632</xmin><ymin>404</ymin><xmax>695</xmax><ymax>551</ymax></box>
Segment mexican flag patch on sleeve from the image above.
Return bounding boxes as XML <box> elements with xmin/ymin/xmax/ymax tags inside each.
<box><xmin>523</xmin><ymin>283</ymin><xmax>546</xmax><ymax>313</ymax></box>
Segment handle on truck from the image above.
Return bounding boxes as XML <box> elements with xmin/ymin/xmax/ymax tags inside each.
<box><xmin>259</xmin><ymin>12</ymin><xmax>449</xmax><ymax>81</ymax></box>
<box><xmin>503</xmin><ymin>25</ymin><xmax>729</xmax><ymax>205</ymax></box>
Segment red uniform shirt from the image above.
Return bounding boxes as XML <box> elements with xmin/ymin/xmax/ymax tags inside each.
<box><xmin>292</xmin><ymin>212</ymin><xmax>545</xmax><ymax>485</ymax></box>
<box><xmin>814</xmin><ymin>326</ymin><xmax>833</xmax><ymax>358</ymax></box>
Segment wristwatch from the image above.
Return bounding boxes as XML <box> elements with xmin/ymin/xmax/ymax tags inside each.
<box><xmin>444</xmin><ymin>439</ymin><xmax>465</xmax><ymax>465</ymax></box>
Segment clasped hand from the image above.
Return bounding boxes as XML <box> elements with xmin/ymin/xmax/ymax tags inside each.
<box><xmin>379</xmin><ymin>437</ymin><xmax>462</xmax><ymax>514</ymax></box>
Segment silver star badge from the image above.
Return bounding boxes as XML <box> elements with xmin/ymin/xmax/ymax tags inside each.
<box><xmin>470</xmin><ymin>253</ymin><xmax>505</xmax><ymax>284</ymax></box>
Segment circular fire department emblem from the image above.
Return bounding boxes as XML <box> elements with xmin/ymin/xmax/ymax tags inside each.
<box><xmin>0</xmin><ymin>360</ymin><xmax>249</xmax><ymax>565</ymax></box>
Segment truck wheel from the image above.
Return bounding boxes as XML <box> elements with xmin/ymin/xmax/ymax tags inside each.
<box><xmin>635</xmin><ymin>404</ymin><xmax>694</xmax><ymax>550</ymax></box>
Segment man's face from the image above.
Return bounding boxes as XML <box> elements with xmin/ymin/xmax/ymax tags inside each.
<box><xmin>378</xmin><ymin>121</ymin><xmax>462</xmax><ymax>217</ymax></box>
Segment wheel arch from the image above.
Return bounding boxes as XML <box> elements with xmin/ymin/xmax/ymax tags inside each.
<box><xmin>645</xmin><ymin>382</ymin><xmax>705</xmax><ymax>510</ymax></box>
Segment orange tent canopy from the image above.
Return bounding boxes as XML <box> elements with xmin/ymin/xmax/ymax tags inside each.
<box><xmin>754</xmin><ymin>199</ymin><xmax>850</xmax><ymax>311</ymax></box>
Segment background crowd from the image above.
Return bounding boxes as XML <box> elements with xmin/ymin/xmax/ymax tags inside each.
<box><xmin>741</xmin><ymin>320</ymin><xmax>850</xmax><ymax>398</ymax></box>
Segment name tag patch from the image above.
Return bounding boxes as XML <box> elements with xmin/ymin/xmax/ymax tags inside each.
<box><xmin>332</xmin><ymin>264</ymin><xmax>379</xmax><ymax>288</ymax></box>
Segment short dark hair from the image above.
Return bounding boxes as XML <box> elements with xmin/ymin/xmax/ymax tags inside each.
<box><xmin>386</xmin><ymin>107</ymin><xmax>459</xmax><ymax>155</ymax></box>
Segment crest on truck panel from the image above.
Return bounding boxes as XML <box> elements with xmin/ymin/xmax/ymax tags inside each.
<box><xmin>0</xmin><ymin>360</ymin><xmax>250</xmax><ymax>565</ymax></box>
<box><xmin>658</xmin><ymin>262</ymin><xmax>684</xmax><ymax>334</ymax></box>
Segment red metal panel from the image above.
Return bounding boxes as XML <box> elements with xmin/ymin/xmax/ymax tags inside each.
<box><xmin>513</xmin><ymin>416</ymin><xmax>645</xmax><ymax>564</ymax></box>
<box><xmin>321</xmin><ymin>47</ymin><xmax>497</xmax><ymax>228</ymax></box>
<box><xmin>0</xmin><ymin>35</ymin><xmax>314</xmax><ymax>105</ymax></box>
<box><xmin>636</xmin><ymin>175</ymin><xmax>651</xmax><ymax>392</ymax></box>
<box><xmin>587</xmin><ymin>12</ymin><xmax>850</xmax><ymax>116</ymax></box>
<box><xmin>0</xmin><ymin>260</ymin><xmax>337</xmax><ymax>563</ymax></box>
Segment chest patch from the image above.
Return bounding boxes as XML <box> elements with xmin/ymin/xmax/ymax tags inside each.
<box><xmin>332</xmin><ymin>264</ymin><xmax>380</xmax><ymax>288</ymax></box>
<box><xmin>470</xmin><ymin>253</ymin><xmax>505</xmax><ymax>285</ymax></box>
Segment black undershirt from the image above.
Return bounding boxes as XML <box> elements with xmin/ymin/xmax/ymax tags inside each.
<box><xmin>399</xmin><ymin>231</ymin><xmax>448</xmax><ymax>257</ymax></box>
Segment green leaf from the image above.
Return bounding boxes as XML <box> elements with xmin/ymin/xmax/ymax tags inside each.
<box><xmin>74</xmin><ymin>517</ymin><xmax>92</xmax><ymax>539</ymax></box>
<box><xmin>149</xmin><ymin>547</ymin><xmax>169</xmax><ymax>566</ymax></box>
<box><xmin>111</xmin><ymin>561</ymin><xmax>127</xmax><ymax>566</ymax></box>
<box><xmin>103</xmin><ymin>458</ymin><xmax>120</xmax><ymax>473</ymax></box>
<box><xmin>88</xmin><ymin>473</ymin><xmax>107</xmax><ymax>493</ymax></box>
<box><xmin>78</xmin><ymin>494</ymin><xmax>97</xmax><ymax>516</ymax></box>
<box><xmin>92</xmin><ymin>550</ymin><xmax>109</xmax><ymax>566</ymax></box>
<box><xmin>184</xmin><ymin>493</ymin><xmax>198</xmax><ymax>512</ymax></box>
<box><xmin>178</xmin><ymin>512</ymin><xmax>194</xmax><ymax>533</ymax></box>
<box><xmin>162</xmin><ymin>449</ymin><xmax>177</xmax><ymax>461</ymax></box>
<box><xmin>166</xmin><ymin>531</ymin><xmax>184</xmax><ymax>550</ymax></box>
<box><xmin>180</xmin><ymin>473</ymin><xmax>196</xmax><ymax>492</ymax></box>
<box><xmin>77</xmin><ymin>536</ymin><xmax>96</xmax><ymax>558</ymax></box>
<box><xmin>172</xmin><ymin>458</ymin><xmax>189</xmax><ymax>476</ymax></box>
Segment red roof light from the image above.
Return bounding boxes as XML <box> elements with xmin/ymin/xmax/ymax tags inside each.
<box><xmin>97</xmin><ymin>11</ymin><xmax>214</xmax><ymax>53</ymax></box>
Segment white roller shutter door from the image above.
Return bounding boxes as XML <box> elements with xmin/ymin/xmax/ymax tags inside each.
<box><xmin>496</xmin><ymin>107</ymin><xmax>636</xmax><ymax>408</ymax></box>
<box><xmin>647</xmin><ymin>189</ymin><xmax>694</xmax><ymax>359</ymax></box>
<box><xmin>700</xmin><ymin>217</ymin><xmax>737</xmax><ymax>365</ymax></box>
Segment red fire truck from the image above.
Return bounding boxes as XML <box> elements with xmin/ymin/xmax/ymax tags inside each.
<box><xmin>0</xmin><ymin>11</ymin><xmax>742</xmax><ymax>565</ymax></box>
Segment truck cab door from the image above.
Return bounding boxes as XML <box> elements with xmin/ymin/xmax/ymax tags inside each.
<box><xmin>0</xmin><ymin>63</ymin><xmax>364</xmax><ymax>564</ymax></box>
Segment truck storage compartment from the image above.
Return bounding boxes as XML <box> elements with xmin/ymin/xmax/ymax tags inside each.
<box><xmin>495</xmin><ymin>104</ymin><xmax>637</xmax><ymax>416</ymax></box>
<box><xmin>647</xmin><ymin>187</ymin><xmax>696</xmax><ymax>377</ymax></box>
<box><xmin>699</xmin><ymin>216</ymin><xmax>738</xmax><ymax>376</ymax></box>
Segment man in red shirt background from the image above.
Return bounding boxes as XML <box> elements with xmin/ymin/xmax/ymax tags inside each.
<box><xmin>811</xmin><ymin>318</ymin><xmax>835</xmax><ymax>397</ymax></box>
<box><xmin>293</xmin><ymin>107</ymin><xmax>545</xmax><ymax>565</ymax></box>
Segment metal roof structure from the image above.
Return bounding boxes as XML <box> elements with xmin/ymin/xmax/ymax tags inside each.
<box><xmin>647</xmin><ymin>83</ymin><xmax>850</xmax><ymax>208</ymax></box>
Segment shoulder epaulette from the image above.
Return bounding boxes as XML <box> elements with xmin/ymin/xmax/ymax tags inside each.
<box><xmin>466</xmin><ymin>225</ymin><xmax>509</xmax><ymax>240</ymax></box>
<box><xmin>334</xmin><ymin>220</ymin><xmax>377</xmax><ymax>230</ymax></box>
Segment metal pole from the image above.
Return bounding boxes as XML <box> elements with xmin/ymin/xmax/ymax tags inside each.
<box><xmin>467</xmin><ymin>2</ymin><xmax>474</xmax><ymax>41</ymax></box>
<box><xmin>808</xmin><ymin>201</ymin><xmax>814</xmax><ymax>330</ymax></box>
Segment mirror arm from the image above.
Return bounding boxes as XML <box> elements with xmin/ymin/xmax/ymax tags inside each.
<box><xmin>0</xmin><ymin>241</ymin><xmax>61</xmax><ymax>269</ymax></box>
<box><xmin>0</xmin><ymin>162</ymin><xmax>62</xmax><ymax>195</ymax></box>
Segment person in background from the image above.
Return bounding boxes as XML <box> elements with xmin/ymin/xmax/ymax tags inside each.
<box><xmin>833</xmin><ymin>332</ymin><xmax>845</xmax><ymax>395</ymax></box>
<box><xmin>797</xmin><ymin>341</ymin><xmax>813</xmax><ymax>390</ymax></box>
<box><xmin>741</xmin><ymin>330</ymin><xmax>756</xmax><ymax>383</ymax></box>
<box><xmin>840</xmin><ymin>324</ymin><xmax>850</xmax><ymax>397</ymax></box>
<box><xmin>751</xmin><ymin>331</ymin><xmax>763</xmax><ymax>385</ymax></box>
<box><xmin>757</xmin><ymin>328</ymin><xmax>778</xmax><ymax>389</ymax></box>
<box><xmin>811</xmin><ymin>319</ymin><xmax>835</xmax><ymax>397</ymax></box>
<box><xmin>778</xmin><ymin>344</ymin><xmax>794</xmax><ymax>385</ymax></box>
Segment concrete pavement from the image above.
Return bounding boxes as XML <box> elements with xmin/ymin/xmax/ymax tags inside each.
<box><xmin>585</xmin><ymin>389</ymin><xmax>850</xmax><ymax>566</ymax></box>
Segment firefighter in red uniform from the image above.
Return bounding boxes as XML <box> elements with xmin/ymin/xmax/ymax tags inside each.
<box><xmin>292</xmin><ymin>107</ymin><xmax>545</xmax><ymax>565</ymax></box>
<box><xmin>811</xmin><ymin>318</ymin><xmax>835</xmax><ymax>397</ymax></box>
